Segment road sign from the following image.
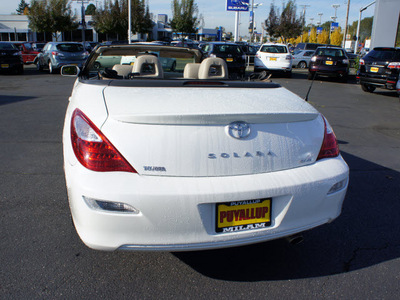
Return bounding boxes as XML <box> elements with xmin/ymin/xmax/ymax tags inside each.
<box><xmin>226</xmin><ymin>0</ymin><xmax>250</xmax><ymax>12</ymax></box>
<box><xmin>331</xmin><ymin>22</ymin><xmax>339</xmax><ymax>32</ymax></box>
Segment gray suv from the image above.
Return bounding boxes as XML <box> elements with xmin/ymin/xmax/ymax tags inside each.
<box><xmin>35</xmin><ymin>42</ymin><xmax>89</xmax><ymax>74</ymax></box>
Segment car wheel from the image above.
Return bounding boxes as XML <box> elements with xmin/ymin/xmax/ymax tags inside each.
<box><xmin>48</xmin><ymin>61</ymin><xmax>55</xmax><ymax>74</ymax></box>
<box><xmin>93</xmin><ymin>62</ymin><xmax>101</xmax><ymax>69</ymax></box>
<box><xmin>36</xmin><ymin>62</ymin><xmax>43</xmax><ymax>71</ymax></box>
<box><xmin>298</xmin><ymin>61</ymin><xmax>307</xmax><ymax>69</ymax></box>
<box><xmin>361</xmin><ymin>83</ymin><xmax>376</xmax><ymax>93</ymax></box>
<box><xmin>170</xmin><ymin>61</ymin><xmax>176</xmax><ymax>72</ymax></box>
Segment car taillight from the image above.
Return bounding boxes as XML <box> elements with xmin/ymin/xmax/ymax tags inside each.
<box><xmin>311</xmin><ymin>56</ymin><xmax>317</xmax><ymax>62</ymax></box>
<box><xmin>317</xmin><ymin>115</ymin><xmax>340</xmax><ymax>160</ymax></box>
<box><xmin>342</xmin><ymin>59</ymin><xmax>349</xmax><ymax>64</ymax></box>
<box><xmin>388</xmin><ymin>62</ymin><xmax>400</xmax><ymax>69</ymax></box>
<box><xmin>51</xmin><ymin>51</ymin><xmax>59</xmax><ymax>56</ymax></box>
<box><xmin>70</xmin><ymin>109</ymin><xmax>136</xmax><ymax>173</ymax></box>
<box><xmin>359</xmin><ymin>59</ymin><xmax>364</xmax><ymax>65</ymax></box>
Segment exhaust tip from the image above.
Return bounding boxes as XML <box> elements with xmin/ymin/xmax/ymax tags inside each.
<box><xmin>286</xmin><ymin>233</ymin><xmax>304</xmax><ymax>245</ymax></box>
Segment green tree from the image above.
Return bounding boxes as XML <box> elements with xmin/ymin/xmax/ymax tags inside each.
<box><xmin>264</xmin><ymin>0</ymin><xmax>303</xmax><ymax>43</ymax></box>
<box><xmin>348</xmin><ymin>17</ymin><xmax>373</xmax><ymax>43</ymax></box>
<box><xmin>170</xmin><ymin>0</ymin><xmax>202</xmax><ymax>40</ymax></box>
<box><xmin>16</xmin><ymin>0</ymin><xmax>29</xmax><ymax>15</ymax></box>
<box><xmin>92</xmin><ymin>0</ymin><xmax>152</xmax><ymax>41</ymax></box>
<box><xmin>85</xmin><ymin>4</ymin><xmax>96</xmax><ymax>15</ymax></box>
<box><xmin>28</xmin><ymin>0</ymin><xmax>78</xmax><ymax>41</ymax></box>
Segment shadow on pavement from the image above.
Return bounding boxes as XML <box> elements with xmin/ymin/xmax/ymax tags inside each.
<box><xmin>174</xmin><ymin>151</ymin><xmax>400</xmax><ymax>281</ymax></box>
<box><xmin>0</xmin><ymin>95</ymin><xmax>36</xmax><ymax>106</ymax></box>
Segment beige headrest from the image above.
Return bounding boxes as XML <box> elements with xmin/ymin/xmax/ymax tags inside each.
<box><xmin>198</xmin><ymin>57</ymin><xmax>228</xmax><ymax>79</ymax></box>
<box><xmin>132</xmin><ymin>55</ymin><xmax>164</xmax><ymax>78</ymax></box>
<box><xmin>183</xmin><ymin>63</ymin><xmax>201</xmax><ymax>79</ymax></box>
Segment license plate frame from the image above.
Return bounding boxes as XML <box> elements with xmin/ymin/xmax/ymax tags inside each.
<box><xmin>370</xmin><ymin>67</ymin><xmax>379</xmax><ymax>73</ymax></box>
<box><xmin>226</xmin><ymin>58</ymin><xmax>233</xmax><ymax>62</ymax></box>
<box><xmin>1</xmin><ymin>64</ymin><xmax>10</xmax><ymax>68</ymax></box>
<box><xmin>216</xmin><ymin>199</ymin><xmax>272</xmax><ymax>233</ymax></box>
<box><xmin>325</xmin><ymin>61</ymin><xmax>333</xmax><ymax>65</ymax></box>
<box><xmin>269</xmin><ymin>57</ymin><xmax>277</xmax><ymax>61</ymax></box>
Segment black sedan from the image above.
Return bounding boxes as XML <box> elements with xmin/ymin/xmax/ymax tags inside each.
<box><xmin>0</xmin><ymin>42</ymin><xmax>24</xmax><ymax>74</ymax></box>
<box><xmin>357</xmin><ymin>47</ymin><xmax>400</xmax><ymax>93</ymax></box>
<box><xmin>308</xmin><ymin>46</ymin><xmax>349</xmax><ymax>82</ymax></box>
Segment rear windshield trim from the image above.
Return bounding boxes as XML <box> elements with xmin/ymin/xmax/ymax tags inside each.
<box><xmin>79</xmin><ymin>78</ymin><xmax>282</xmax><ymax>89</ymax></box>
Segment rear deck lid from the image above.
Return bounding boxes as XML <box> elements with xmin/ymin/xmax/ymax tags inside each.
<box><xmin>101</xmin><ymin>84</ymin><xmax>324</xmax><ymax>176</ymax></box>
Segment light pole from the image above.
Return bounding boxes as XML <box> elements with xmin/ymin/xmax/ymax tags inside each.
<box><xmin>342</xmin><ymin>0</ymin><xmax>351</xmax><ymax>48</ymax></box>
<box><xmin>330</xmin><ymin>5</ymin><xmax>340</xmax><ymax>41</ymax></box>
<box><xmin>128</xmin><ymin>0</ymin><xmax>131</xmax><ymax>44</ymax></box>
<box><xmin>317</xmin><ymin>13</ymin><xmax>323</xmax><ymax>26</ymax></box>
<box><xmin>354</xmin><ymin>1</ymin><xmax>375</xmax><ymax>53</ymax></box>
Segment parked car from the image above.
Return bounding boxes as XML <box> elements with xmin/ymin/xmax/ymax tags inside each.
<box><xmin>60</xmin><ymin>44</ymin><xmax>349</xmax><ymax>251</ymax></box>
<box><xmin>12</xmin><ymin>42</ymin><xmax>40</xmax><ymax>64</ymax></box>
<box><xmin>291</xmin><ymin>49</ymin><xmax>315</xmax><ymax>68</ymax></box>
<box><xmin>238</xmin><ymin>44</ymin><xmax>259</xmax><ymax>65</ymax></box>
<box><xmin>31</xmin><ymin>42</ymin><xmax>46</xmax><ymax>52</ymax></box>
<box><xmin>345</xmin><ymin>51</ymin><xmax>358</xmax><ymax>68</ymax></box>
<box><xmin>201</xmin><ymin>42</ymin><xmax>246</xmax><ymax>76</ymax></box>
<box><xmin>308</xmin><ymin>46</ymin><xmax>349</xmax><ymax>82</ymax></box>
<box><xmin>0</xmin><ymin>42</ymin><xmax>23</xmax><ymax>74</ymax></box>
<box><xmin>357</xmin><ymin>47</ymin><xmax>400</xmax><ymax>93</ymax></box>
<box><xmin>254</xmin><ymin>43</ymin><xmax>292</xmax><ymax>76</ymax></box>
<box><xmin>35</xmin><ymin>42</ymin><xmax>89</xmax><ymax>74</ymax></box>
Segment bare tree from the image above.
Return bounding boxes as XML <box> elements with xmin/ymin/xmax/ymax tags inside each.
<box><xmin>264</xmin><ymin>0</ymin><xmax>303</xmax><ymax>43</ymax></box>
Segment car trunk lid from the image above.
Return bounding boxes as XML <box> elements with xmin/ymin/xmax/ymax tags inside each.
<box><xmin>101</xmin><ymin>85</ymin><xmax>324</xmax><ymax>177</ymax></box>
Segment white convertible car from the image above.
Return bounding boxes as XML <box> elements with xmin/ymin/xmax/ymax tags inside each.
<box><xmin>62</xmin><ymin>44</ymin><xmax>349</xmax><ymax>251</ymax></box>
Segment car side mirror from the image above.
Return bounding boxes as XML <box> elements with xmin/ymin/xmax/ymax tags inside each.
<box><xmin>61</xmin><ymin>65</ymin><xmax>80</xmax><ymax>77</ymax></box>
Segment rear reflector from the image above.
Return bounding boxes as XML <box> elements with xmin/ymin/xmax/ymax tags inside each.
<box><xmin>317</xmin><ymin>115</ymin><xmax>340</xmax><ymax>160</ymax></box>
<box><xmin>71</xmin><ymin>109</ymin><xmax>136</xmax><ymax>173</ymax></box>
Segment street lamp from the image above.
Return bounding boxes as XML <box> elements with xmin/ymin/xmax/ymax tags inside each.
<box><xmin>354</xmin><ymin>1</ymin><xmax>375</xmax><ymax>53</ymax></box>
<box><xmin>317</xmin><ymin>13</ymin><xmax>323</xmax><ymax>26</ymax></box>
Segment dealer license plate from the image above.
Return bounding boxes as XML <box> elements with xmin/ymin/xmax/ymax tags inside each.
<box><xmin>269</xmin><ymin>57</ymin><xmax>277</xmax><ymax>61</ymax></box>
<box><xmin>370</xmin><ymin>67</ymin><xmax>379</xmax><ymax>73</ymax></box>
<box><xmin>325</xmin><ymin>61</ymin><xmax>333</xmax><ymax>65</ymax></box>
<box><xmin>1</xmin><ymin>64</ymin><xmax>10</xmax><ymax>68</ymax></box>
<box><xmin>226</xmin><ymin>58</ymin><xmax>233</xmax><ymax>62</ymax></box>
<box><xmin>216</xmin><ymin>199</ymin><xmax>272</xmax><ymax>233</ymax></box>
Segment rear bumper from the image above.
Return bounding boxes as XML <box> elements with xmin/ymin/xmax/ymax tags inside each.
<box><xmin>357</xmin><ymin>73</ymin><xmax>398</xmax><ymax>90</ymax></box>
<box><xmin>309</xmin><ymin>65</ymin><xmax>348</xmax><ymax>77</ymax></box>
<box><xmin>254</xmin><ymin>58</ymin><xmax>292</xmax><ymax>72</ymax></box>
<box><xmin>65</xmin><ymin>155</ymin><xmax>349</xmax><ymax>251</ymax></box>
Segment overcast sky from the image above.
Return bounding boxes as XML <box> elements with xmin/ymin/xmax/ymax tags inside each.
<box><xmin>0</xmin><ymin>0</ymin><xmax>375</xmax><ymax>36</ymax></box>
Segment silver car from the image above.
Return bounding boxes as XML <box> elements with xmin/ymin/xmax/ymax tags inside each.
<box><xmin>292</xmin><ymin>50</ymin><xmax>315</xmax><ymax>69</ymax></box>
<box><xmin>35</xmin><ymin>42</ymin><xmax>89</xmax><ymax>74</ymax></box>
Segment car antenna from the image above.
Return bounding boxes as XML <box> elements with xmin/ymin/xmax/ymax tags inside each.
<box><xmin>304</xmin><ymin>72</ymin><xmax>318</xmax><ymax>102</ymax></box>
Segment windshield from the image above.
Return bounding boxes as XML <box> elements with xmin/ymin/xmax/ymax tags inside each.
<box><xmin>86</xmin><ymin>45</ymin><xmax>201</xmax><ymax>80</ymax></box>
<box><xmin>365</xmin><ymin>49</ymin><xmax>400</xmax><ymax>61</ymax></box>
<box><xmin>0</xmin><ymin>43</ymin><xmax>18</xmax><ymax>50</ymax></box>
<box><xmin>213</xmin><ymin>45</ymin><xmax>243</xmax><ymax>55</ymax></box>
<box><xmin>315</xmin><ymin>48</ymin><xmax>345</xmax><ymax>57</ymax></box>
<box><xmin>56</xmin><ymin>43</ymin><xmax>84</xmax><ymax>52</ymax></box>
<box><xmin>260</xmin><ymin>45</ymin><xmax>288</xmax><ymax>54</ymax></box>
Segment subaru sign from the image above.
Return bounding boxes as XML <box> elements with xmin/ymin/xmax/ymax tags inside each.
<box><xmin>226</xmin><ymin>0</ymin><xmax>250</xmax><ymax>11</ymax></box>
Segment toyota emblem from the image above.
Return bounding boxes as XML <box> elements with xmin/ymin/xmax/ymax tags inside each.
<box><xmin>227</xmin><ymin>121</ymin><xmax>251</xmax><ymax>139</ymax></box>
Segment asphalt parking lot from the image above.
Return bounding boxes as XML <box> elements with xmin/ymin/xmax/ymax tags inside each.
<box><xmin>1</xmin><ymin>65</ymin><xmax>400</xmax><ymax>299</ymax></box>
